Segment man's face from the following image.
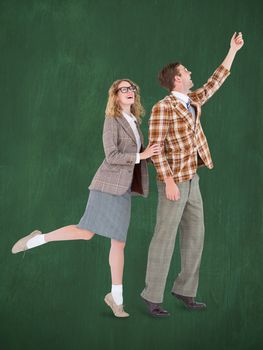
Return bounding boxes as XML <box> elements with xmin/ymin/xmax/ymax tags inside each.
<box><xmin>176</xmin><ymin>65</ymin><xmax>193</xmax><ymax>91</ymax></box>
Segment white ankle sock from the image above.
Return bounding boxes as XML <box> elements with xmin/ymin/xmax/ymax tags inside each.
<box><xmin>111</xmin><ymin>284</ymin><xmax>123</xmax><ymax>305</ymax></box>
<box><xmin>26</xmin><ymin>234</ymin><xmax>46</xmax><ymax>249</ymax></box>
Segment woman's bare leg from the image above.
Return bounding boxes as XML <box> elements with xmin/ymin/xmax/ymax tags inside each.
<box><xmin>44</xmin><ymin>225</ymin><xmax>94</xmax><ymax>242</ymax></box>
<box><xmin>108</xmin><ymin>239</ymin><xmax>126</xmax><ymax>306</ymax></box>
<box><xmin>104</xmin><ymin>239</ymin><xmax>129</xmax><ymax>315</ymax></box>
<box><xmin>12</xmin><ymin>225</ymin><xmax>94</xmax><ymax>253</ymax></box>
<box><xmin>109</xmin><ymin>239</ymin><xmax>126</xmax><ymax>284</ymax></box>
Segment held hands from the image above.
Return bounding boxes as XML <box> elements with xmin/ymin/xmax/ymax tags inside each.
<box><xmin>230</xmin><ymin>32</ymin><xmax>244</xmax><ymax>52</ymax></box>
<box><xmin>164</xmin><ymin>177</ymin><xmax>180</xmax><ymax>201</ymax></box>
<box><xmin>140</xmin><ymin>143</ymin><xmax>161</xmax><ymax>160</ymax></box>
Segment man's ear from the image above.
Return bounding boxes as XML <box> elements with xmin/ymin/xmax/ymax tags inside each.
<box><xmin>173</xmin><ymin>75</ymin><xmax>181</xmax><ymax>89</ymax></box>
<box><xmin>174</xmin><ymin>75</ymin><xmax>181</xmax><ymax>83</ymax></box>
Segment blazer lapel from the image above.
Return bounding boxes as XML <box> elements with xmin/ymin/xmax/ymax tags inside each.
<box><xmin>168</xmin><ymin>94</ymin><xmax>198</xmax><ymax>131</ymax></box>
<box><xmin>189</xmin><ymin>100</ymin><xmax>201</xmax><ymax>126</ymax></box>
<box><xmin>116</xmin><ymin>115</ymin><xmax>137</xmax><ymax>143</ymax></box>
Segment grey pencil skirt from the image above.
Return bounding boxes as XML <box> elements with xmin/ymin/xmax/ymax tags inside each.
<box><xmin>77</xmin><ymin>190</ymin><xmax>131</xmax><ymax>242</ymax></box>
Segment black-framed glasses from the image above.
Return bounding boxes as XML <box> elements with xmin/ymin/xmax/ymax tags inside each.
<box><xmin>116</xmin><ymin>85</ymin><xmax>137</xmax><ymax>93</ymax></box>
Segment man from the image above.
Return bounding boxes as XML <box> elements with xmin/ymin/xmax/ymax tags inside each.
<box><xmin>141</xmin><ymin>32</ymin><xmax>244</xmax><ymax>317</ymax></box>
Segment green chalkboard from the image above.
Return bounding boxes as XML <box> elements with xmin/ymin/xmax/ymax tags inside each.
<box><xmin>1</xmin><ymin>0</ymin><xmax>262</xmax><ymax>349</ymax></box>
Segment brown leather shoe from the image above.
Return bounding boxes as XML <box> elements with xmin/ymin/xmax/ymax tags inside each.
<box><xmin>171</xmin><ymin>292</ymin><xmax>206</xmax><ymax>310</ymax></box>
<box><xmin>141</xmin><ymin>296</ymin><xmax>170</xmax><ymax>317</ymax></box>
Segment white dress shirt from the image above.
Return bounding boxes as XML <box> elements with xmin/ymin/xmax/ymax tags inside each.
<box><xmin>171</xmin><ymin>91</ymin><xmax>190</xmax><ymax>108</ymax></box>
<box><xmin>122</xmin><ymin>112</ymin><xmax>141</xmax><ymax>164</ymax></box>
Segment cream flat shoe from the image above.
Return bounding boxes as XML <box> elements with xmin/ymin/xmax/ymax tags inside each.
<box><xmin>11</xmin><ymin>230</ymin><xmax>42</xmax><ymax>254</ymax></box>
<box><xmin>104</xmin><ymin>293</ymin><xmax>129</xmax><ymax>318</ymax></box>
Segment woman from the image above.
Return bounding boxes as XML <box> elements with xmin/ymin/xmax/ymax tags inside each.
<box><xmin>12</xmin><ymin>79</ymin><xmax>160</xmax><ymax>318</ymax></box>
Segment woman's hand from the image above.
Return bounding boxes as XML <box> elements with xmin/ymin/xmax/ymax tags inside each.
<box><xmin>140</xmin><ymin>143</ymin><xmax>161</xmax><ymax>160</ymax></box>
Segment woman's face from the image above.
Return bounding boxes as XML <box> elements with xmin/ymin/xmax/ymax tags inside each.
<box><xmin>116</xmin><ymin>81</ymin><xmax>136</xmax><ymax>108</ymax></box>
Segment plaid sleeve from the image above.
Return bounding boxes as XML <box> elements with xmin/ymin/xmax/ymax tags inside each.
<box><xmin>149</xmin><ymin>102</ymin><xmax>173</xmax><ymax>180</ymax></box>
<box><xmin>189</xmin><ymin>65</ymin><xmax>230</xmax><ymax>106</ymax></box>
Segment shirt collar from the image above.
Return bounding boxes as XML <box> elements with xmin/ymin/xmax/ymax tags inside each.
<box><xmin>171</xmin><ymin>91</ymin><xmax>190</xmax><ymax>104</ymax></box>
<box><xmin>122</xmin><ymin>111</ymin><xmax>137</xmax><ymax>122</ymax></box>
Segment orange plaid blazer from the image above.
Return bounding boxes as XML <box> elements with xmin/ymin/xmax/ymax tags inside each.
<box><xmin>149</xmin><ymin>65</ymin><xmax>230</xmax><ymax>183</ymax></box>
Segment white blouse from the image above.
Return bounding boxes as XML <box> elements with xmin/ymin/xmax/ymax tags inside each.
<box><xmin>122</xmin><ymin>112</ymin><xmax>141</xmax><ymax>164</ymax></box>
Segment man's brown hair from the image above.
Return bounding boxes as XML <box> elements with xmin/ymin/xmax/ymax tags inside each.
<box><xmin>158</xmin><ymin>62</ymin><xmax>181</xmax><ymax>91</ymax></box>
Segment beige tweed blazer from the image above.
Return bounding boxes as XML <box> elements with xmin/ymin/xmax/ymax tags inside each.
<box><xmin>89</xmin><ymin>115</ymin><xmax>149</xmax><ymax>197</ymax></box>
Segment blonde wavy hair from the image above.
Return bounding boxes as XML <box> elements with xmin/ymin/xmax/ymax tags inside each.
<box><xmin>105</xmin><ymin>79</ymin><xmax>145</xmax><ymax>122</ymax></box>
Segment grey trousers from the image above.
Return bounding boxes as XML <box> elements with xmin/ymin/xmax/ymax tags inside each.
<box><xmin>141</xmin><ymin>174</ymin><xmax>205</xmax><ymax>303</ymax></box>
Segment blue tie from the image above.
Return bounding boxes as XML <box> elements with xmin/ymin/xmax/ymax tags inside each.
<box><xmin>186</xmin><ymin>100</ymin><xmax>196</xmax><ymax>125</ymax></box>
<box><xmin>186</xmin><ymin>101</ymin><xmax>191</xmax><ymax>111</ymax></box>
